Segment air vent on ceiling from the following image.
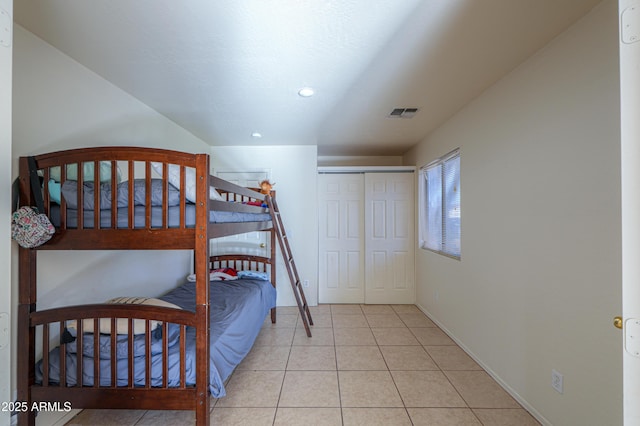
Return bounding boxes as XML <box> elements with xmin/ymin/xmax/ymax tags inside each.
<box><xmin>388</xmin><ymin>107</ymin><xmax>419</xmax><ymax>119</ymax></box>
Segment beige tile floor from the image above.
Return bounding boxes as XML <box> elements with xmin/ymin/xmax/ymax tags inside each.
<box><xmin>65</xmin><ymin>304</ymin><xmax>540</xmax><ymax>425</ymax></box>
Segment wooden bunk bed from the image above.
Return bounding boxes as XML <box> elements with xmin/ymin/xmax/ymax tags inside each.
<box><xmin>14</xmin><ymin>146</ymin><xmax>312</xmax><ymax>426</ymax></box>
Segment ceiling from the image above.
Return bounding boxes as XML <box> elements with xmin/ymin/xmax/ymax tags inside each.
<box><xmin>14</xmin><ymin>0</ymin><xmax>602</xmax><ymax>157</ymax></box>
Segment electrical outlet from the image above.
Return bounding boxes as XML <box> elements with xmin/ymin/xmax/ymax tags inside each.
<box><xmin>551</xmin><ymin>369</ymin><xmax>563</xmax><ymax>394</ymax></box>
<box><xmin>302</xmin><ymin>280</ymin><xmax>309</xmax><ymax>288</ymax></box>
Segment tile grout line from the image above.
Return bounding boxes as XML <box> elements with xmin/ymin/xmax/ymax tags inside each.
<box><xmin>329</xmin><ymin>305</ymin><xmax>347</xmax><ymax>426</ymax></box>
<box><xmin>387</xmin><ymin>305</ymin><xmax>416</xmax><ymax>425</ymax></box>
<box><xmin>270</xmin><ymin>313</ymin><xmax>298</xmax><ymax>425</ymax></box>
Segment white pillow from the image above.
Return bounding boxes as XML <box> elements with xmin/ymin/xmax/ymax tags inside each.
<box><xmin>66</xmin><ymin>297</ymin><xmax>183</xmax><ymax>335</ymax></box>
<box><xmin>151</xmin><ymin>162</ymin><xmax>223</xmax><ymax>202</ymax></box>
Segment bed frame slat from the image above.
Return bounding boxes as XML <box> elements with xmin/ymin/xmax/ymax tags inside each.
<box><xmin>93</xmin><ymin>318</ymin><xmax>99</xmax><ymax>387</ymax></box>
<box><xmin>179</xmin><ymin>165</ymin><xmax>186</xmax><ymax>229</ymax></box>
<box><xmin>60</xmin><ymin>165</ymin><xmax>67</xmax><ymax>229</ymax></box>
<box><xmin>162</xmin><ymin>163</ymin><xmax>169</xmax><ymax>228</ymax></box>
<box><xmin>111</xmin><ymin>160</ymin><xmax>118</xmax><ymax>229</ymax></box>
<box><xmin>93</xmin><ymin>161</ymin><xmax>100</xmax><ymax>228</ymax></box>
<box><xmin>145</xmin><ymin>320</ymin><xmax>151</xmax><ymax>388</ymax></box>
<box><xmin>162</xmin><ymin>322</ymin><xmax>168</xmax><ymax>388</ymax></box>
<box><xmin>128</xmin><ymin>161</ymin><xmax>135</xmax><ymax>229</ymax></box>
<box><xmin>145</xmin><ymin>162</ymin><xmax>152</xmax><ymax>229</ymax></box>
<box><xmin>110</xmin><ymin>318</ymin><xmax>117</xmax><ymax>387</ymax></box>
<box><xmin>59</xmin><ymin>322</ymin><xmax>66</xmax><ymax>388</ymax></box>
<box><xmin>43</xmin><ymin>169</ymin><xmax>51</xmax><ymax>214</ymax></box>
<box><xmin>77</xmin><ymin>165</ymin><xmax>84</xmax><ymax>230</ymax></box>
<box><xmin>42</xmin><ymin>324</ymin><xmax>49</xmax><ymax>387</ymax></box>
<box><xmin>77</xmin><ymin>320</ymin><xmax>83</xmax><ymax>386</ymax></box>
<box><xmin>180</xmin><ymin>325</ymin><xmax>186</xmax><ymax>388</ymax></box>
<box><xmin>128</xmin><ymin>318</ymin><xmax>134</xmax><ymax>388</ymax></box>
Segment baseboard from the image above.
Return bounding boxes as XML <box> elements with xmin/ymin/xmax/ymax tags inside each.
<box><xmin>415</xmin><ymin>303</ymin><xmax>551</xmax><ymax>426</ymax></box>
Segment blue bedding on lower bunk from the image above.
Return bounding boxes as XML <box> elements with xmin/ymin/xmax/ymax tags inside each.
<box><xmin>35</xmin><ymin>278</ymin><xmax>276</xmax><ymax>397</ymax></box>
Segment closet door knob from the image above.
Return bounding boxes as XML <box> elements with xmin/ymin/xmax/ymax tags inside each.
<box><xmin>614</xmin><ymin>316</ymin><xmax>623</xmax><ymax>329</ymax></box>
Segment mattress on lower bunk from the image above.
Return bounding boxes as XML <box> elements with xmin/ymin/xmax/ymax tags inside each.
<box><xmin>48</xmin><ymin>205</ymin><xmax>272</xmax><ymax>228</ymax></box>
<box><xmin>34</xmin><ymin>278</ymin><xmax>277</xmax><ymax>398</ymax></box>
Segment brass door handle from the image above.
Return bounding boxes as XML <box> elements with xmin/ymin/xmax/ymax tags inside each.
<box><xmin>614</xmin><ymin>316</ymin><xmax>623</xmax><ymax>329</ymax></box>
<box><xmin>260</xmin><ymin>243</ymin><xmax>266</xmax><ymax>248</ymax></box>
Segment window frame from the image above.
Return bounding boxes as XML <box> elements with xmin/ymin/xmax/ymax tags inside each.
<box><xmin>419</xmin><ymin>148</ymin><xmax>461</xmax><ymax>260</ymax></box>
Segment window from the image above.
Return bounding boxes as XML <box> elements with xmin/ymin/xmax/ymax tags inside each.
<box><xmin>419</xmin><ymin>149</ymin><xmax>460</xmax><ymax>259</ymax></box>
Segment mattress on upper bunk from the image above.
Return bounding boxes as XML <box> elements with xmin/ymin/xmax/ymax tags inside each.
<box><xmin>34</xmin><ymin>277</ymin><xmax>276</xmax><ymax>398</ymax></box>
<box><xmin>48</xmin><ymin>205</ymin><xmax>271</xmax><ymax>228</ymax></box>
<box><xmin>46</xmin><ymin>178</ymin><xmax>271</xmax><ymax>228</ymax></box>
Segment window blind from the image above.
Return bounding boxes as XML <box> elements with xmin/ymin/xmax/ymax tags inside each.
<box><xmin>419</xmin><ymin>149</ymin><xmax>460</xmax><ymax>259</ymax></box>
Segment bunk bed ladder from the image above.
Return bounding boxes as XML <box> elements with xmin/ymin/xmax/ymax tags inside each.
<box><xmin>266</xmin><ymin>195</ymin><xmax>314</xmax><ymax>337</ymax></box>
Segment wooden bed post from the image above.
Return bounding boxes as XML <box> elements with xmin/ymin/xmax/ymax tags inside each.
<box><xmin>193</xmin><ymin>154</ymin><xmax>210</xmax><ymax>426</ymax></box>
<box><xmin>270</xmin><ymin>227</ymin><xmax>277</xmax><ymax>324</ymax></box>
<box><xmin>17</xmin><ymin>250</ymin><xmax>37</xmax><ymax>426</ymax></box>
<box><xmin>16</xmin><ymin>157</ymin><xmax>37</xmax><ymax>426</ymax></box>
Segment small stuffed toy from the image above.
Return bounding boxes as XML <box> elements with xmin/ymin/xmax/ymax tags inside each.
<box><xmin>259</xmin><ymin>179</ymin><xmax>275</xmax><ymax>195</ymax></box>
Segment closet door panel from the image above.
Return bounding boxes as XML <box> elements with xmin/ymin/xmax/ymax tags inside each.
<box><xmin>324</xmin><ymin>251</ymin><xmax>340</xmax><ymax>289</ymax></box>
<box><xmin>370</xmin><ymin>250</ymin><xmax>388</xmax><ymax>291</ymax></box>
<box><xmin>318</xmin><ymin>174</ymin><xmax>365</xmax><ymax>304</ymax></box>
<box><xmin>365</xmin><ymin>173</ymin><xmax>415</xmax><ymax>304</ymax></box>
<box><xmin>392</xmin><ymin>251</ymin><xmax>410</xmax><ymax>290</ymax></box>
<box><xmin>372</xmin><ymin>200</ymin><xmax>387</xmax><ymax>238</ymax></box>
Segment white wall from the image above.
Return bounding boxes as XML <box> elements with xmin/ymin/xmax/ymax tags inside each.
<box><xmin>1</xmin><ymin>1</ymin><xmax>12</xmax><ymax>424</ymax></box>
<box><xmin>404</xmin><ymin>1</ymin><xmax>621</xmax><ymax>425</ymax></box>
<box><xmin>11</xmin><ymin>25</ymin><xmax>213</xmax><ymax>401</ymax></box>
<box><xmin>211</xmin><ymin>145</ymin><xmax>318</xmax><ymax>307</ymax></box>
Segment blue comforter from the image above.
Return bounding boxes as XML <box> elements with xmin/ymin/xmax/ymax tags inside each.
<box><xmin>35</xmin><ymin>278</ymin><xmax>276</xmax><ymax>397</ymax></box>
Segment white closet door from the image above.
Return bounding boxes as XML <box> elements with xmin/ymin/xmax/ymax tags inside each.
<box><xmin>212</xmin><ymin>171</ymin><xmax>269</xmax><ymax>257</ymax></box>
<box><xmin>318</xmin><ymin>174</ymin><xmax>365</xmax><ymax>303</ymax></box>
<box><xmin>364</xmin><ymin>173</ymin><xmax>415</xmax><ymax>304</ymax></box>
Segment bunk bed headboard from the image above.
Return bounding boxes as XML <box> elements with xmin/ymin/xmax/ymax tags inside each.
<box><xmin>18</xmin><ymin>147</ymin><xmax>211</xmax><ymax>250</ymax></box>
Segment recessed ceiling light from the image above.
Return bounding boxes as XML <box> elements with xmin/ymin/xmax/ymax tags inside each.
<box><xmin>298</xmin><ymin>87</ymin><xmax>315</xmax><ymax>97</ymax></box>
<box><xmin>251</xmin><ymin>132</ymin><xmax>262</xmax><ymax>138</ymax></box>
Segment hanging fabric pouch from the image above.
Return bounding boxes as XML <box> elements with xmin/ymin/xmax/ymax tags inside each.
<box><xmin>11</xmin><ymin>157</ymin><xmax>55</xmax><ymax>248</ymax></box>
